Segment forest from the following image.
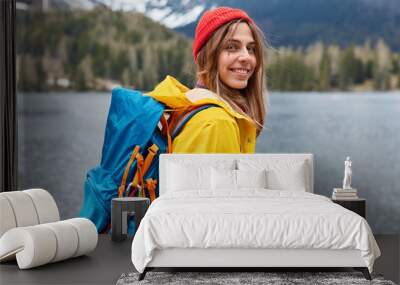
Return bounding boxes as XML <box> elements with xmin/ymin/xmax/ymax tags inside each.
<box><xmin>17</xmin><ymin>7</ymin><xmax>400</xmax><ymax>92</ymax></box>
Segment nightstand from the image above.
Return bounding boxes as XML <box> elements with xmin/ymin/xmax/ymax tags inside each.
<box><xmin>111</xmin><ymin>197</ymin><xmax>150</xmax><ymax>241</ymax></box>
<box><xmin>332</xmin><ymin>198</ymin><xmax>366</xmax><ymax>218</ymax></box>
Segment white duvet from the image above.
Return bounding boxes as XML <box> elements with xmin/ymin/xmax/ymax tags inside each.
<box><xmin>131</xmin><ymin>190</ymin><xmax>380</xmax><ymax>273</ymax></box>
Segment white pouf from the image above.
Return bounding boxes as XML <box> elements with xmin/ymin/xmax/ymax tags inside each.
<box><xmin>0</xmin><ymin>189</ymin><xmax>98</xmax><ymax>269</ymax></box>
<box><xmin>0</xmin><ymin>218</ymin><xmax>98</xmax><ymax>269</ymax></box>
<box><xmin>0</xmin><ymin>189</ymin><xmax>60</xmax><ymax>237</ymax></box>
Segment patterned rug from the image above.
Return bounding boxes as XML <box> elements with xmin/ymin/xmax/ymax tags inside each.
<box><xmin>117</xmin><ymin>271</ymin><xmax>396</xmax><ymax>285</ymax></box>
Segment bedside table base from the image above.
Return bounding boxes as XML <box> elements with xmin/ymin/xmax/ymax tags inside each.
<box><xmin>332</xmin><ymin>199</ymin><xmax>366</xmax><ymax>218</ymax></box>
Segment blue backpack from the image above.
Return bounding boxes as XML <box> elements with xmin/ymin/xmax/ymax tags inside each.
<box><xmin>79</xmin><ymin>87</ymin><xmax>215</xmax><ymax>233</ymax></box>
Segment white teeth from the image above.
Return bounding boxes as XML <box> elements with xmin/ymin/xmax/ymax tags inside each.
<box><xmin>231</xmin><ymin>68</ymin><xmax>249</xmax><ymax>74</ymax></box>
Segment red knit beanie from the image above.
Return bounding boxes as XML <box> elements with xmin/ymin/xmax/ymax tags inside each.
<box><xmin>192</xmin><ymin>7</ymin><xmax>253</xmax><ymax>61</ymax></box>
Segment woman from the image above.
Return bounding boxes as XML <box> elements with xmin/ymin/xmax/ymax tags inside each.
<box><xmin>147</xmin><ymin>7</ymin><xmax>267</xmax><ymax>153</ymax></box>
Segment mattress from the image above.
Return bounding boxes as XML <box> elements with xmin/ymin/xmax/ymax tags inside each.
<box><xmin>131</xmin><ymin>189</ymin><xmax>380</xmax><ymax>273</ymax></box>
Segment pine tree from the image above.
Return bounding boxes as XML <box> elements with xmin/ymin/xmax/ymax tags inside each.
<box><xmin>338</xmin><ymin>46</ymin><xmax>364</xmax><ymax>90</ymax></box>
<box><xmin>373</xmin><ymin>40</ymin><xmax>391</xmax><ymax>90</ymax></box>
<box><xmin>318</xmin><ymin>47</ymin><xmax>331</xmax><ymax>91</ymax></box>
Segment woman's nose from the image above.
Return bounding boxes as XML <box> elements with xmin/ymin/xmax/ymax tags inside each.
<box><xmin>238</xmin><ymin>47</ymin><xmax>251</xmax><ymax>61</ymax></box>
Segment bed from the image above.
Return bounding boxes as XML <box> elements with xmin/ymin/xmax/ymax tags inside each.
<box><xmin>131</xmin><ymin>154</ymin><xmax>381</xmax><ymax>280</ymax></box>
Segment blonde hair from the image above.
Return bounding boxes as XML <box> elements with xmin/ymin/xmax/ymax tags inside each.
<box><xmin>195</xmin><ymin>19</ymin><xmax>267</xmax><ymax>136</ymax></box>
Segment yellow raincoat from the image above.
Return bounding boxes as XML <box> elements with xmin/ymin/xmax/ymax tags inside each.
<box><xmin>147</xmin><ymin>76</ymin><xmax>256</xmax><ymax>153</ymax></box>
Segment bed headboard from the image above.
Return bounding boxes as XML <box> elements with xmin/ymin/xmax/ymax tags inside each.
<box><xmin>159</xmin><ymin>153</ymin><xmax>314</xmax><ymax>195</ymax></box>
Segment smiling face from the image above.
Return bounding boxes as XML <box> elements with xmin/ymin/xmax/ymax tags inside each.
<box><xmin>195</xmin><ymin>18</ymin><xmax>267</xmax><ymax>135</ymax></box>
<box><xmin>217</xmin><ymin>22</ymin><xmax>257</xmax><ymax>90</ymax></box>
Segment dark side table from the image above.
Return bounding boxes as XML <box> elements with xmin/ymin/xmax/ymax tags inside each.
<box><xmin>332</xmin><ymin>198</ymin><xmax>366</xmax><ymax>218</ymax></box>
<box><xmin>111</xmin><ymin>197</ymin><xmax>150</xmax><ymax>241</ymax></box>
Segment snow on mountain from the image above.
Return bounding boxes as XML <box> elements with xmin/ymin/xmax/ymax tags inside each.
<box><xmin>97</xmin><ymin>0</ymin><xmax>210</xmax><ymax>28</ymax></box>
<box><xmin>36</xmin><ymin>0</ymin><xmax>400</xmax><ymax>49</ymax></box>
<box><xmin>18</xmin><ymin>0</ymin><xmax>213</xmax><ymax>29</ymax></box>
<box><xmin>161</xmin><ymin>5</ymin><xmax>204</xmax><ymax>28</ymax></box>
<box><xmin>98</xmin><ymin>0</ymin><xmax>146</xmax><ymax>12</ymax></box>
<box><xmin>44</xmin><ymin>0</ymin><xmax>104</xmax><ymax>10</ymax></box>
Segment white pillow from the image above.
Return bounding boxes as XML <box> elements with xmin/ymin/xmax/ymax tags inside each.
<box><xmin>236</xmin><ymin>169</ymin><xmax>267</xmax><ymax>189</ymax></box>
<box><xmin>167</xmin><ymin>162</ymin><xmax>210</xmax><ymax>191</ymax></box>
<box><xmin>211</xmin><ymin>168</ymin><xmax>236</xmax><ymax>190</ymax></box>
<box><xmin>238</xmin><ymin>159</ymin><xmax>308</xmax><ymax>191</ymax></box>
<box><xmin>266</xmin><ymin>167</ymin><xmax>306</xmax><ymax>191</ymax></box>
<box><xmin>166</xmin><ymin>159</ymin><xmax>236</xmax><ymax>192</ymax></box>
<box><xmin>211</xmin><ymin>169</ymin><xmax>268</xmax><ymax>190</ymax></box>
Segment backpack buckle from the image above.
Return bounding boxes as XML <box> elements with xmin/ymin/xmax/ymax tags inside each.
<box><xmin>148</xmin><ymin>144</ymin><xmax>159</xmax><ymax>155</ymax></box>
<box><xmin>137</xmin><ymin>184</ymin><xmax>143</xmax><ymax>197</ymax></box>
<box><xmin>125</xmin><ymin>182</ymin><xmax>133</xmax><ymax>196</ymax></box>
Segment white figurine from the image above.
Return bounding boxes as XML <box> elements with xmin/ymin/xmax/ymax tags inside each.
<box><xmin>342</xmin><ymin>156</ymin><xmax>352</xmax><ymax>189</ymax></box>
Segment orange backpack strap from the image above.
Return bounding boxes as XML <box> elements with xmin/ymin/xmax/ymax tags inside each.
<box><xmin>118</xmin><ymin>145</ymin><xmax>140</xmax><ymax>197</ymax></box>
<box><xmin>130</xmin><ymin>144</ymin><xmax>159</xmax><ymax>195</ymax></box>
<box><xmin>146</xmin><ymin>178</ymin><xmax>157</xmax><ymax>202</ymax></box>
<box><xmin>167</xmin><ymin>109</ymin><xmax>184</xmax><ymax>132</ymax></box>
<box><xmin>160</xmin><ymin>115</ymin><xmax>172</xmax><ymax>153</ymax></box>
<box><xmin>142</xmin><ymin>144</ymin><xmax>159</xmax><ymax>175</ymax></box>
<box><xmin>136</xmin><ymin>153</ymin><xmax>144</xmax><ymax>197</ymax></box>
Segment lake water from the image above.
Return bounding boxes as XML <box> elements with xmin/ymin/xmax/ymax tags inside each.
<box><xmin>17</xmin><ymin>91</ymin><xmax>400</xmax><ymax>234</ymax></box>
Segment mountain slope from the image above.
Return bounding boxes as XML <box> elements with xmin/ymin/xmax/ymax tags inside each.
<box><xmin>16</xmin><ymin>7</ymin><xmax>194</xmax><ymax>91</ymax></box>
<box><xmin>88</xmin><ymin>0</ymin><xmax>399</xmax><ymax>50</ymax></box>
<box><xmin>35</xmin><ymin>0</ymin><xmax>400</xmax><ymax>50</ymax></box>
<box><xmin>175</xmin><ymin>0</ymin><xmax>400</xmax><ymax>50</ymax></box>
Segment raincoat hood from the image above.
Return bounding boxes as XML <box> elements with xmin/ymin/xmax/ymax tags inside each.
<box><xmin>146</xmin><ymin>76</ymin><xmax>255</xmax><ymax>125</ymax></box>
<box><xmin>146</xmin><ymin>76</ymin><xmax>257</xmax><ymax>153</ymax></box>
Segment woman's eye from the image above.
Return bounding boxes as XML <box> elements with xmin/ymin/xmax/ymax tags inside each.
<box><xmin>247</xmin><ymin>46</ymin><xmax>256</xmax><ymax>53</ymax></box>
<box><xmin>226</xmin><ymin>43</ymin><xmax>238</xmax><ymax>51</ymax></box>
